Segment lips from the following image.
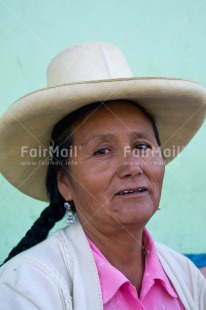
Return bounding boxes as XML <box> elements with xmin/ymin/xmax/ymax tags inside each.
<box><xmin>115</xmin><ymin>187</ymin><xmax>147</xmax><ymax>196</ymax></box>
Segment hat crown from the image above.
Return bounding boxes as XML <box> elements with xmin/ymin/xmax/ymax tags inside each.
<box><xmin>47</xmin><ymin>42</ymin><xmax>133</xmax><ymax>86</ymax></box>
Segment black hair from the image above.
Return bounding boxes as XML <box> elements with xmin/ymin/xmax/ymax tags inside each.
<box><xmin>1</xmin><ymin>100</ymin><xmax>161</xmax><ymax>265</ymax></box>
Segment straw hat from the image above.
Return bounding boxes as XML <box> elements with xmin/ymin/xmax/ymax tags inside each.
<box><xmin>0</xmin><ymin>42</ymin><xmax>206</xmax><ymax>201</ymax></box>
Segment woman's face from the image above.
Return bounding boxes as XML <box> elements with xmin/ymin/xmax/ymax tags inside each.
<box><xmin>58</xmin><ymin>101</ymin><xmax>165</xmax><ymax>232</ymax></box>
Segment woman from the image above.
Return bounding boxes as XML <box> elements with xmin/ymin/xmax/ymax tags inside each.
<box><xmin>0</xmin><ymin>42</ymin><xmax>206</xmax><ymax>309</ymax></box>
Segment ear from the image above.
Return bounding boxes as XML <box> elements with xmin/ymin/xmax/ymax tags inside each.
<box><xmin>57</xmin><ymin>170</ymin><xmax>73</xmax><ymax>201</ymax></box>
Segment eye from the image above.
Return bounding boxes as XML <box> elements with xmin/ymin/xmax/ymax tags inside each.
<box><xmin>93</xmin><ymin>147</ymin><xmax>111</xmax><ymax>155</ymax></box>
<box><xmin>134</xmin><ymin>143</ymin><xmax>151</xmax><ymax>150</ymax></box>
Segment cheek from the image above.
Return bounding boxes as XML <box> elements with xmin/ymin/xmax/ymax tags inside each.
<box><xmin>144</xmin><ymin>159</ymin><xmax>165</xmax><ymax>190</ymax></box>
<box><xmin>154</xmin><ymin>170</ymin><xmax>165</xmax><ymax>205</ymax></box>
<box><xmin>81</xmin><ymin>162</ymin><xmax>113</xmax><ymax>189</ymax></box>
<box><xmin>153</xmin><ymin>161</ymin><xmax>165</xmax><ymax>181</ymax></box>
<box><xmin>69</xmin><ymin>164</ymin><xmax>111</xmax><ymax>202</ymax></box>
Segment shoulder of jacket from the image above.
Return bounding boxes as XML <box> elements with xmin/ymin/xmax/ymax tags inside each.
<box><xmin>0</xmin><ymin>245</ymin><xmax>73</xmax><ymax>309</ymax></box>
<box><xmin>155</xmin><ymin>241</ymin><xmax>206</xmax><ymax>308</ymax></box>
<box><xmin>0</xmin><ymin>228</ymin><xmax>74</xmax><ymax>291</ymax></box>
<box><xmin>155</xmin><ymin>242</ymin><xmax>189</xmax><ymax>260</ymax></box>
<box><xmin>155</xmin><ymin>241</ymin><xmax>197</xmax><ymax>274</ymax></box>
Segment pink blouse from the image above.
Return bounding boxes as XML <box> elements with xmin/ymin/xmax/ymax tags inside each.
<box><xmin>87</xmin><ymin>229</ymin><xmax>185</xmax><ymax>310</ymax></box>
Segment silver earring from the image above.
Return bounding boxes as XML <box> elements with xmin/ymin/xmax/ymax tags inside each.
<box><xmin>157</xmin><ymin>206</ymin><xmax>161</xmax><ymax>210</ymax></box>
<box><xmin>64</xmin><ymin>201</ymin><xmax>74</xmax><ymax>224</ymax></box>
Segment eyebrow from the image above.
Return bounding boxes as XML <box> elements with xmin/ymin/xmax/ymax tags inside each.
<box><xmin>82</xmin><ymin>131</ymin><xmax>155</xmax><ymax>146</ymax></box>
<box><xmin>131</xmin><ymin>131</ymin><xmax>155</xmax><ymax>140</ymax></box>
<box><xmin>82</xmin><ymin>133</ymin><xmax>115</xmax><ymax>146</ymax></box>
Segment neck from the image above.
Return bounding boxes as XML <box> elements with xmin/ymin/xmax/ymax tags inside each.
<box><xmin>83</xmin><ymin>221</ymin><xmax>146</xmax><ymax>293</ymax></box>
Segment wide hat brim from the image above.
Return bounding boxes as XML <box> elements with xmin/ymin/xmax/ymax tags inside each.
<box><xmin>0</xmin><ymin>77</ymin><xmax>206</xmax><ymax>202</ymax></box>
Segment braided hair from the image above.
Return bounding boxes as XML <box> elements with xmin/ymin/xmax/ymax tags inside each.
<box><xmin>1</xmin><ymin>101</ymin><xmax>161</xmax><ymax>265</ymax></box>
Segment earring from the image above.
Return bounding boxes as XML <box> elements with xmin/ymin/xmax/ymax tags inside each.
<box><xmin>157</xmin><ymin>206</ymin><xmax>161</xmax><ymax>210</ymax></box>
<box><xmin>64</xmin><ymin>201</ymin><xmax>74</xmax><ymax>225</ymax></box>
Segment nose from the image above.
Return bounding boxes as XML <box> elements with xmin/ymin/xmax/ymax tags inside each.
<box><xmin>117</xmin><ymin>150</ymin><xmax>143</xmax><ymax>179</ymax></box>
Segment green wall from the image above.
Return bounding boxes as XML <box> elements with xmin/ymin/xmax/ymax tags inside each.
<box><xmin>1</xmin><ymin>0</ymin><xmax>206</xmax><ymax>263</ymax></box>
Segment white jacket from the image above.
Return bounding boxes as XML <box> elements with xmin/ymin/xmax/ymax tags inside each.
<box><xmin>0</xmin><ymin>220</ymin><xmax>206</xmax><ymax>309</ymax></box>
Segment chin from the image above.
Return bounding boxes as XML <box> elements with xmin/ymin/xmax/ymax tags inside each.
<box><xmin>110</xmin><ymin>202</ymin><xmax>156</xmax><ymax>225</ymax></box>
<box><xmin>112</xmin><ymin>212</ymin><xmax>153</xmax><ymax>228</ymax></box>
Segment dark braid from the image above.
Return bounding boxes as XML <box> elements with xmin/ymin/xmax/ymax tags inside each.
<box><xmin>1</xmin><ymin>100</ymin><xmax>161</xmax><ymax>265</ymax></box>
<box><xmin>2</xmin><ymin>204</ymin><xmax>66</xmax><ymax>265</ymax></box>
